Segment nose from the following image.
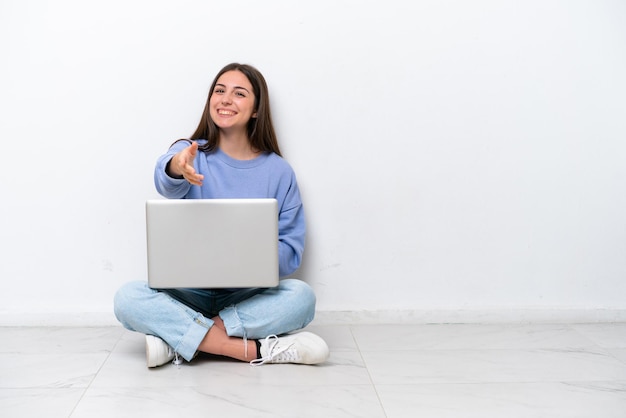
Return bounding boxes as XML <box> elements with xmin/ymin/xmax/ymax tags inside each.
<box><xmin>221</xmin><ymin>93</ymin><xmax>233</xmax><ymax>105</ymax></box>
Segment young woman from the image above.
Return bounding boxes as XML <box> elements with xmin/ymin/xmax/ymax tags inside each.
<box><xmin>114</xmin><ymin>63</ymin><xmax>329</xmax><ymax>367</ymax></box>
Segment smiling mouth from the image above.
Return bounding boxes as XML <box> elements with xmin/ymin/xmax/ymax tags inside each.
<box><xmin>218</xmin><ymin>109</ymin><xmax>236</xmax><ymax>116</ymax></box>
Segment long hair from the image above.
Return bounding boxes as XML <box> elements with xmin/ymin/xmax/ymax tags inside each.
<box><xmin>182</xmin><ymin>63</ymin><xmax>282</xmax><ymax>157</ymax></box>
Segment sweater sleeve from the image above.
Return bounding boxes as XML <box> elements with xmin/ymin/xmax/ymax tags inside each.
<box><xmin>277</xmin><ymin>177</ymin><xmax>306</xmax><ymax>277</ymax></box>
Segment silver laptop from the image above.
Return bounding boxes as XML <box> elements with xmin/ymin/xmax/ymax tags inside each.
<box><xmin>146</xmin><ymin>198</ymin><xmax>279</xmax><ymax>289</ymax></box>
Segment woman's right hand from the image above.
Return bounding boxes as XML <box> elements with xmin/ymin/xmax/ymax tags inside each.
<box><xmin>167</xmin><ymin>141</ymin><xmax>204</xmax><ymax>186</ymax></box>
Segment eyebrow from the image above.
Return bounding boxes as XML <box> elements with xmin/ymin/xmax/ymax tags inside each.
<box><xmin>215</xmin><ymin>83</ymin><xmax>251</xmax><ymax>94</ymax></box>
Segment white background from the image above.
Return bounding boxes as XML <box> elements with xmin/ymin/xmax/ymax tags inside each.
<box><xmin>1</xmin><ymin>0</ymin><xmax>625</xmax><ymax>324</ymax></box>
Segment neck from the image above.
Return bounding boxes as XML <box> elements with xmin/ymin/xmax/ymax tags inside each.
<box><xmin>218</xmin><ymin>131</ymin><xmax>259</xmax><ymax>160</ymax></box>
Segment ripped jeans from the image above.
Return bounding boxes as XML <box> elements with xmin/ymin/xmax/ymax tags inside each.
<box><xmin>113</xmin><ymin>279</ymin><xmax>316</xmax><ymax>361</ymax></box>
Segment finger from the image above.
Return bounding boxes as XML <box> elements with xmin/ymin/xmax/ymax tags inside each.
<box><xmin>188</xmin><ymin>141</ymin><xmax>198</xmax><ymax>159</ymax></box>
<box><xmin>185</xmin><ymin>174</ymin><xmax>204</xmax><ymax>186</ymax></box>
<box><xmin>181</xmin><ymin>161</ymin><xmax>197</xmax><ymax>176</ymax></box>
<box><xmin>182</xmin><ymin>164</ymin><xmax>204</xmax><ymax>186</ymax></box>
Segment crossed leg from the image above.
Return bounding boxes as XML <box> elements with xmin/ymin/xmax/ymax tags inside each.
<box><xmin>198</xmin><ymin>316</ymin><xmax>256</xmax><ymax>362</ymax></box>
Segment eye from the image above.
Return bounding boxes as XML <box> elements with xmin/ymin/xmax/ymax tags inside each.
<box><xmin>214</xmin><ymin>87</ymin><xmax>225</xmax><ymax>94</ymax></box>
<box><xmin>235</xmin><ymin>90</ymin><xmax>247</xmax><ymax>97</ymax></box>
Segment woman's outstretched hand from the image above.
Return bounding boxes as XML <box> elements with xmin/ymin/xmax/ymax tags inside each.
<box><xmin>168</xmin><ymin>141</ymin><xmax>204</xmax><ymax>186</ymax></box>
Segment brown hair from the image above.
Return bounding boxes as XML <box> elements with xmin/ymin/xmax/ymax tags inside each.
<box><xmin>182</xmin><ymin>63</ymin><xmax>282</xmax><ymax>156</ymax></box>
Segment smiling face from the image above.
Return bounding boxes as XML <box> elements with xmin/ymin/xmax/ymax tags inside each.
<box><xmin>209</xmin><ymin>70</ymin><xmax>258</xmax><ymax>135</ymax></box>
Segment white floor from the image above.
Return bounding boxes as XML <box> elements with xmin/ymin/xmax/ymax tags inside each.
<box><xmin>1</xmin><ymin>323</ymin><xmax>626</xmax><ymax>417</ymax></box>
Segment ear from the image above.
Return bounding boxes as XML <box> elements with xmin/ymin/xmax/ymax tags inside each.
<box><xmin>252</xmin><ymin>111</ymin><xmax>258</xmax><ymax>118</ymax></box>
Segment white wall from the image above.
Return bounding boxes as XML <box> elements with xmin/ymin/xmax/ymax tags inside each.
<box><xmin>1</xmin><ymin>0</ymin><xmax>625</xmax><ymax>325</ymax></box>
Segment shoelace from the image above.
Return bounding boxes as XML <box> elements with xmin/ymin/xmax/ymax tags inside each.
<box><xmin>172</xmin><ymin>350</ymin><xmax>182</xmax><ymax>366</ymax></box>
<box><xmin>161</xmin><ymin>344</ymin><xmax>182</xmax><ymax>367</ymax></box>
<box><xmin>250</xmin><ymin>335</ymin><xmax>297</xmax><ymax>366</ymax></box>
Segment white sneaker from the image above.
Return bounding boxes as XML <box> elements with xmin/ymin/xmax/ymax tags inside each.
<box><xmin>250</xmin><ymin>332</ymin><xmax>329</xmax><ymax>366</ymax></box>
<box><xmin>145</xmin><ymin>335</ymin><xmax>176</xmax><ymax>368</ymax></box>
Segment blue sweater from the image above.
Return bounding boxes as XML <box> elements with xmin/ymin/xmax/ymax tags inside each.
<box><xmin>154</xmin><ymin>140</ymin><xmax>306</xmax><ymax>278</ymax></box>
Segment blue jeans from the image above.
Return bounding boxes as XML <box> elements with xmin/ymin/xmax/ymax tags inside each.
<box><xmin>113</xmin><ymin>279</ymin><xmax>316</xmax><ymax>361</ymax></box>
